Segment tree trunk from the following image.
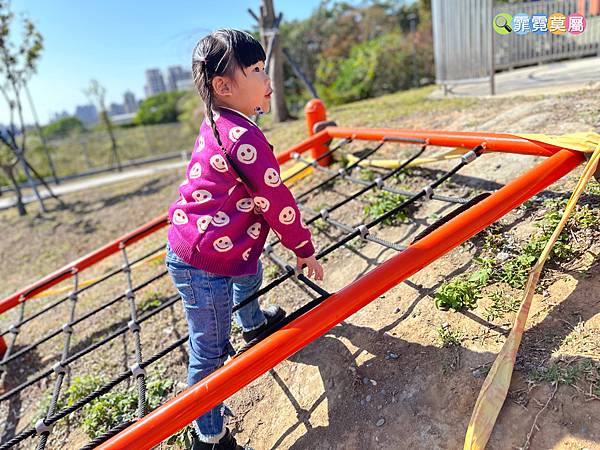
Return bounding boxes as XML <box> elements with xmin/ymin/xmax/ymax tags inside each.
<box><xmin>260</xmin><ymin>0</ymin><xmax>289</xmax><ymax>123</ymax></box>
<box><xmin>16</xmin><ymin>148</ymin><xmax>46</xmax><ymax>213</ymax></box>
<box><xmin>3</xmin><ymin>165</ymin><xmax>27</xmax><ymax>216</ymax></box>
<box><xmin>102</xmin><ymin>110</ymin><xmax>121</xmax><ymax>172</ymax></box>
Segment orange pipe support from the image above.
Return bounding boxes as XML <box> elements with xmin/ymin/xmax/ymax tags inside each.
<box><xmin>0</xmin><ymin>215</ymin><xmax>168</xmax><ymax>315</ymax></box>
<box><xmin>99</xmin><ymin>149</ymin><xmax>584</xmax><ymax>449</ymax></box>
<box><xmin>304</xmin><ymin>99</ymin><xmax>332</xmax><ymax>166</ymax></box>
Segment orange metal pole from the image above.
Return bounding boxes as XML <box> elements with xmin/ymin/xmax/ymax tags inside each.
<box><xmin>325</xmin><ymin>127</ymin><xmax>560</xmax><ymax>157</ymax></box>
<box><xmin>304</xmin><ymin>99</ymin><xmax>332</xmax><ymax>166</ymax></box>
<box><xmin>99</xmin><ymin>149</ymin><xmax>584</xmax><ymax>450</ymax></box>
<box><xmin>0</xmin><ymin>215</ymin><xmax>168</xmax><ymax>315</ymax></box>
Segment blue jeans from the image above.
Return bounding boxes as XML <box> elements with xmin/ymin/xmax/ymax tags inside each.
<box><xmin>165</xmin><ymin>242</ymin><xmax>266</xmax><ymax>442</ymax></box>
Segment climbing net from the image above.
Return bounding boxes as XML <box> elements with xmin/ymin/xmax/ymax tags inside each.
<box><xmin>0</xmin><ymin>127</ymin><xmax>577</xmax><ymax>449</ymax></box>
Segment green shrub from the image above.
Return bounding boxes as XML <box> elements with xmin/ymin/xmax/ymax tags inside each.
<box><xmin>434</xmin><ymin>277</ymin><xmax>480</xmax><ymax>312</ymax></box>
<box><xmin>135</xmin><ymin>92</ymin><xmax>185</xmax><ymax>125</ymax></box>
<box><xmin>42</xmin><ymin>116</ymin><xmax>85</xmax><ymax>138</ymax></box>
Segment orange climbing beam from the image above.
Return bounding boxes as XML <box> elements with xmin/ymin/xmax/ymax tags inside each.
<box><xmin>99</xmin><ymin>148</ymin><xmax>585</xmax><ymax>449</ymax></box>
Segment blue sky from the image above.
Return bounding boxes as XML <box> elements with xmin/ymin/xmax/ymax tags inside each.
<box><xmin>3</xmin><ymin>0</ymin><xmax>333</xmax><ymax>125</ymax></box>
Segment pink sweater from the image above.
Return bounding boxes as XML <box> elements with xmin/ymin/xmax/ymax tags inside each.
<box><xmin>167</xmin><ymin>107</ymin><xmax>315</xmax><ymax>276</ymax></box>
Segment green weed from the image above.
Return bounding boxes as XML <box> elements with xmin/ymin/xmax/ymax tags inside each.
<box><xmin>363</xmin><ymin>190</ymin><xmax>408</xmax><ymax>226</ymax></box>
<box><xmin>263</xmin><ymin>263</ymin><xmax>282</xmax><ymax>282</ymax></box>
<box><xmin>434</xmin><ymin>277</ymin><xmax>480</xmax><ymax>312</ymax></box>
<box><xmin>34</xmin><ymin>372</ymin><xmax>174</xmax><ymax>439</ymax></box>
<box><xmin>437</xmin><ymin>323</ymin><xmax>463</xmax><ymax>347</ymax></box>
<box><xmin>485</xmin><ymin>291</ymin><xmax>521</xmax><ymax>322</ymax></box>
<box><xmin>139</xmin><ymin>291</ymin><xmax>163</xmax><ymax>312</ymax></box>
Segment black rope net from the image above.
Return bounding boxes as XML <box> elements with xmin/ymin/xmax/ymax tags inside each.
<box><xmin>0</xmin><ymin>136</ymin><xmax>487</xmax><ymax>449</ymax></box>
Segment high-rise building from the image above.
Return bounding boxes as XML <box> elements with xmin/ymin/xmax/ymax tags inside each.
<box><xmin>74</xmin><ymin>104</ymin><xmax>99</xmax><ymax>126</ymax></box>
<box><xmin>167</xmin><ymin>65</ymin><xmax>194</xmax><ymax>92</ymax></box>
<box><xmin>144</xmin><ymin>69</ymin><xmax>166</xmax><ymax>97</ymax></box>
<box><xmin>167</xmin><ymin>66</ymin><xmax>185</xmax><ymax>92</ymax></box>
<box><xmin>123</xmin><ymin>91</ymin><xmax>138</xmax><ymax>113</ymax></box>
<box><xmin>108</xmin><ymin>103</ymin><xmax>126</xmax><ymax>117</ymax></box>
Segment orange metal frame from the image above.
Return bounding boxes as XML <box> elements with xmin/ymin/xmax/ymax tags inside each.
<box><xmin>0</xmin><ymin>105</ymin><xmax>586</xmax><ymax>448</ymax></box>
<box><xmin>97</xmin><ymin>147</ymin><xmax>582</xmax><ymax>449</ymax></box>
<box><xmin>0</xmin><ymin>127</ymin><xmax>567</xmax><ymax>316</ymax></box>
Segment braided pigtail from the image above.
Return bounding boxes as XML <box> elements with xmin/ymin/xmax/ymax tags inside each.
<box><xmin>200</xmin><ymin>59</ymin><xmax>254</xmax><ymax>190</ymax></box>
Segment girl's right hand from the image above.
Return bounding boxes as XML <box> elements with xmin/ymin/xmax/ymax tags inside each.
<box><xmin>296</xmin><ymin>254</ymin><xmax>324</xmax><ymax>281</ymax></box>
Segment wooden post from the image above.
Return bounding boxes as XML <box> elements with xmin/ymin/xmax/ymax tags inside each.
<box><xmin>259</xmin><ymin>0</ymin><xmax>289</xmax><ymax>123</ymax></box>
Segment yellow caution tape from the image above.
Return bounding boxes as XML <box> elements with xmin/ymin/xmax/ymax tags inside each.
<box><xmin>464</xmin><ymin>142</ymin><xmax>600</xmax><ymax>449</ymax></box>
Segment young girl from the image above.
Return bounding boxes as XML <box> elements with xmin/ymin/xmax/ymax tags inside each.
<box><xmin>165</xmin><ymin>29</ymin><xmax>324</xmax><ymax>449</ymax></box>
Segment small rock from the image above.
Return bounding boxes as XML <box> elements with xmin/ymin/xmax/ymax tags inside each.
<box><xmin>377</xmin><ymin>404</ymin><xmax>382</xmax><ymax>410</ymax></box>
<box><xmin>366</xmin><ymin>395</ymin><xmax>372</xmax><ymax>402</ymax></box>
<box><xmin>360</xmin><ymin>400</ymin><xmax>365</xmax><ymax>406</ymax></box>
<box><xmin>363</xmin><ymin>377</ymin><xmax>370</xmax><ymax>385</ymax></box>
<box><xmin>370</xmin><ymin>379</ymin><xmax>377</xmax><ymax>386</ymax></box>
<box><xmin>376</xmin><ymin>418</ymin><xmax>385</xmax><ymax>427</ymax></box>
<box><xmin>386</xmin><ymin>352</ymin><xmax>399</xmax><ymax>360</ymax></box>
<box><xmin>394</xmin><ymin>307</ymin><xmax>401</xmax><ymax>314</ymax></box>
<box><xmin>496</xmin><ymin>252</ymin><xmax>510</xmax><ymax>263</ymax></box>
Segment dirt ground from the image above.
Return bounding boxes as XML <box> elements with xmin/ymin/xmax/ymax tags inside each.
<box><xmin>0</xmin><ymin>86</ymin><xmax>599</xmax><ymax>450</ymax></box>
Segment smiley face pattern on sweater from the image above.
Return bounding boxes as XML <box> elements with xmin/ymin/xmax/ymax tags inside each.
<box><xmin>168</xmin><ymin>107</ymin><xmax>315</xmax><ymax>277</ymax></box>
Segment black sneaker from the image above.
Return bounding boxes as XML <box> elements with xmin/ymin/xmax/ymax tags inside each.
<box><xmin>242</xmin><ymin>305</ymin><xmax>286</xmax><ymax>343</ymax></box>
<box><xmin>192</xmin><ymin>427</ymin><xmax>246</xmax><ymax>450</ymax></box>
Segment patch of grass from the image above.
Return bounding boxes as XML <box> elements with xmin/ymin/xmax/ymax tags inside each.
<box><xmin>167</xmin><ymin>424</ymin><xmax>196</xmax><ymax>448</ymax></box>
<box><xmin>485</xmin><ymin>291</ymin><xmax>521</xmax><ymax>322</ymax></box>
<box><xmin>467</xmin><ymin>257</ymin><xmax>494</xmax><ymax>287</ymax></box>
<box><xmin>494</xmin><ymin>198</ymin><xmax>597</xmax><ymax>288</ymax></box>
<box><xmin>529</xmin><ymin>359</ymin><xmax>600</xmax><ymax>393</ymax></box>
<box><xmin>434</xmin><ymin>277</ymin><xmax>480</xmax><ymax>312</ymax></box>
<box><xmin>358</xmin><ymin>168</ymin><xmax>376</xmax><ymax>181</ymax></box>
<box><xmin>437</xmin><ymin>323</ymin><xmax>463</xmax><ymax>347</ymax></box>
<box><xmin>83</xmin><ymin>375</ymin><xmax>173</xmax><ymax>439</ymax></box>
<box><xmin>34</xmin><ymin>372</ymin><xmax>174</xmax><ymax>439</ymax></box>
<box><xmin>263</xmin><ymin>263</ymin><xmax>282</xmax><ymax>282</ymax></box>
<box><xmin>313</xmin><ymin>217</ymin><xmax>330</xmax><ymax>232</ymax></box>
<box><xmin>587</xmin><ymin>179</ymin><xmax>600</xmax><ymax>196</ymax></box>
<box><xmin>363</xmin><ymin>190</ymin><xmax>408</xmax><ymax>226</ymax></box>
<box><xmin>139</xmin><ymin>291</ymin><xmax>163</xmax><ymax>312</ymax></box>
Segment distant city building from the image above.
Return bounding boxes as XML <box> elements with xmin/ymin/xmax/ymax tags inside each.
<box><xmin>108</xmin><ymin>102</ymin><xmax>126</xmax><ymax>117</ymax></box>
<box><xmin>123</xmin><ymin>91</ymin><xmax>138</xmax><ymax>113</ymax></box>
<box><xmin>167</xmin><ymin>66</ymin><xmax>185</xmax><ymax>92</ymax></box>
<box><xmin>144</xmin><ymin>68</ymin><xmax>166</xmax><ymax>97</ymax></box>
<box><xmin>175</xmin><ymin>77</ymin><xmax>195</xmax><ymax>92</ymax></box>
<box><xmin>74</xmin><ymin>104</ymin><xmax>99</xmax><ymax>126</ymax></box>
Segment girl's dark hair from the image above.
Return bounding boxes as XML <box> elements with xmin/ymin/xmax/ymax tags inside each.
<box><xmin>191</xmin><ymin>29</ymin><xmax>266</xmax><ymax>188</ymax></box>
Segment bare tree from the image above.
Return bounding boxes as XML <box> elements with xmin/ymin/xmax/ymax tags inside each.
<box><xmin>84</xmin><ymin>79</ymin><xmax>121</xmax><ymax>171</ymax></box>
<box><xmin>0</xmin><ymin>0</ymin><xmax>49</xmax><ymax>215</ymax></box>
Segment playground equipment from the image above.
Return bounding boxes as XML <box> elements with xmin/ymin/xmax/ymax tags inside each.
<box><xmin>0</xmin><ymin>99</ymin><xmax>596</xmax><ymax>450</ymax></box>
